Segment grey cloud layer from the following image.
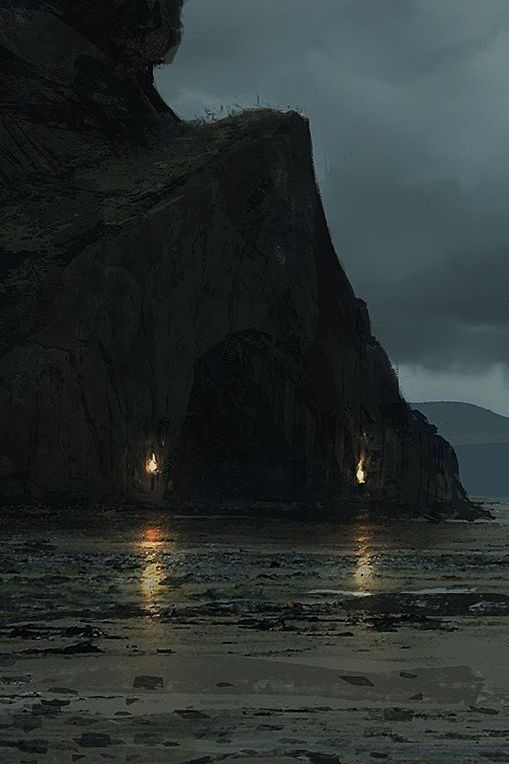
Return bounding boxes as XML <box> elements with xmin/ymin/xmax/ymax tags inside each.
<box><xmin>156</xmin><ymin>0</ymin><xmax>509</xmax><ymax>376</ymax></box>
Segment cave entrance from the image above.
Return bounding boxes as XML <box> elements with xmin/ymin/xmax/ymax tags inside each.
<box><xmin>173</xmin><ymin>332</ymin><xmax>304</xmax><ymax>503</ymax></box>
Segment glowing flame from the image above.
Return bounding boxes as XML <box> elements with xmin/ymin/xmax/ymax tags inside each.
<box><xmin>356</xmin><ymin>458</ymin><xmax>366</xmax><ymax>485</ymax></box>
<box><xmin>146</xmin><ymin>452</ymin><xmax>159</xmax><ymax>476</ymax></box>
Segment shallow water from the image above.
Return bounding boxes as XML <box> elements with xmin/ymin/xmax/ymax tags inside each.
<box><xmin>0</xmin><ymin>501</ymin><xmax>507</xmax><ymax>762</ymax></box>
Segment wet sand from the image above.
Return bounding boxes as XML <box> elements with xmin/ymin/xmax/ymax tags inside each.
<box><xmin>0</xmin><ymin>502</ymin><xmax>507</xmax><ymax>763</ymax></box>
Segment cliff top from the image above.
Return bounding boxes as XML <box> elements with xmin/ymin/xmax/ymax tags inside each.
<box><xmin>2</xmin><ymin>108</ymin><xmax>309</xmax><ymax>256</ymax></box>
<box><xmin>0</xmin><ymin>107</ymin><xmax>317</xmax><ymax>357</ymax></box>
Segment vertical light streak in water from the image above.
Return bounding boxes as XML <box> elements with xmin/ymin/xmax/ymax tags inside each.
<box><xmin>353</xmin><ymin>521</ymin><xmax>376</xmax><ymax>595</ymax></box>
<box><xmin>137</xmin><ymin>526</ymin><xmax>166</xmax><ymax>616</ymax></box>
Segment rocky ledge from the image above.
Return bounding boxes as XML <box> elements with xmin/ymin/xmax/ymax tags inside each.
<box><xmin>0</xmin><ymin>1</ymin><xmax>479</xmax><ymax>516</ymax></box>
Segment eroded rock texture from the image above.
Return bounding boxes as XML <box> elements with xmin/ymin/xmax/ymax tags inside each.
<box><xmin>0</xmin><ymin>1</ymin><xmax>470</xmax><ymax>512</ymax></box>
<box><xmin>0</xmin><ymin>0</ymin><xmax>183</xmax><ymax>183</ymax></box>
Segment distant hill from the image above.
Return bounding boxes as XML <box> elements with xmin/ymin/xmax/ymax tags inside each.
<box><xmin>412</xmin><ymin>402</ymin><xmax>509</xmax><ymax>499</ymax></box>
<box><xmin>412</xmin><ymin>401</ymin><xmax>509</xmax><ymax>445</ymax></box>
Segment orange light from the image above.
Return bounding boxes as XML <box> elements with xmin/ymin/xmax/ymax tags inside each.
<box><xmin>146</xmin><ymin>452</ymin><xmax>159</xmax><ymax>476</ymax></box>
<box><xmin>356</xmin><ymin>458</ymin><xmax>366</xmax><ymax>485</ymax></box>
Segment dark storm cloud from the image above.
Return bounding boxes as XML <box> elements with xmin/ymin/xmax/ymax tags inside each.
<box><xmin>376</xmin><ymin>247</ymin><xmax>509</xmax><ymax>372</ymax></box>
<box><xmin>325</xmin><ymin>164</ymin><xmax>509</xmax><ymax>373</ymax></box>
<box><xmin>156</xmin><ymin>0</ymin><xmax>509</xmax><ymax>379</ymax></box>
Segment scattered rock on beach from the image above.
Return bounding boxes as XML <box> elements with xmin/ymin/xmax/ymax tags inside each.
<box><xmin>76</xmin><ymin>732</ymin><xmax>112</xmax><ymax>747</ymax></box>
<box><xmin>469</xmin><ymin>705</ymin><xmax>500</xmax><ymax>715</ymax></box>
<box><xmin>175</xmin><ymin>709</ymin><xmax>210</xmax><ymax>721</ymax></box>
<box><xmin>383</xmin><ymin>707</ymin><xmax>414</xmax><ymax>721</ymax></box>
<box><xmin>307</xmin><ymin>753</ymin><xmax>342</xmax><ymax>764</ymax></box>
<box><xmin>340</xmin><ymin>674</ymin><xmax>374</xmax><ymax>687</ymax></box>
<box><xmin>133</xmin><ymin>676</ymin><xmax>164</xmax><ymax>690</ymax></box>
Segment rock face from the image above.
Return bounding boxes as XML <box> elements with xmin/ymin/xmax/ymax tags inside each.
<box><xmin>0</xmin><ymin>1</ymin><xmax>470</xmax><ymax>512</ymax></box>
<box><xmin>0</xmin><ymin>0</ymin><xmax>183</xmax><ymax>183</ymax></box>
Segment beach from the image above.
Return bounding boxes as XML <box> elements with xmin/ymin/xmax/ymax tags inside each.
<box><xmin>0</xmin><ymin>502</ymin><xmax>507</xmax><ymax>763</ymax></box>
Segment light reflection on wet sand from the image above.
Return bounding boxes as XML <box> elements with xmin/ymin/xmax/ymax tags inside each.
<box><xmin>353</xmin><ymin>522</ymin><xmax>376</xmax><ymax>594</ymax></box>
<box><xmin>0</xmin><ymin>503</ymin><xmax>506</xmax><ymax>761</ymax></box>
<box><xmin>137</xmin><ymin>526</ymin><xmax>169</xmax><ymax>616</ymax></box>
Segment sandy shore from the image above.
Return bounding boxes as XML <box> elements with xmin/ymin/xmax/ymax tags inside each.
<box><xmin>0</xmin><ymin>502</ymin><xmax>507</xmax><ymax>763</ymax></box>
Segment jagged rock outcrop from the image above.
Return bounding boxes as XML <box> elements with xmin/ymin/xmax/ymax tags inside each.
<box><xmin>0</xmin><ymin>0</ymin><xmax>183</xmax><ymax>183</ymax></box>
<box><xmin>0</xmin><ymin>1</ymin><xmax>472</xmax><ymax>513</ymax></box>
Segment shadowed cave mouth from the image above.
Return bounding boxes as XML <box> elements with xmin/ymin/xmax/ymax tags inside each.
<box><xmin>169</xmin><ymin>330</ymin><xmax>368</xmax><ymax>503</ymax></box>
<box><xmin>172</xmin><ymin>331</ymin><xmax>303</xmax><ymax>502</ymax></box>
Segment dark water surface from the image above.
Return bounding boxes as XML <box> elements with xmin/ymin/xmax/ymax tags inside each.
<box><xmin>0</xmin><ymin>502</ymin><xmax>507</xmax><ymax>762</ymax></box>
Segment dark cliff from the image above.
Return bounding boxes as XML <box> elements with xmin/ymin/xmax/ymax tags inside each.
<box><xmin>0</xmin><ymin>1</ymin><xmax>473</xmax><ymax>515</ymax></box>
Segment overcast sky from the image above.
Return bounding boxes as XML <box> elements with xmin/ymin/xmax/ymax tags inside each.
<box><xmin>156</xmin><ymin>0</ymin><xmax>509</xmax><ymax>415</ymax></box>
